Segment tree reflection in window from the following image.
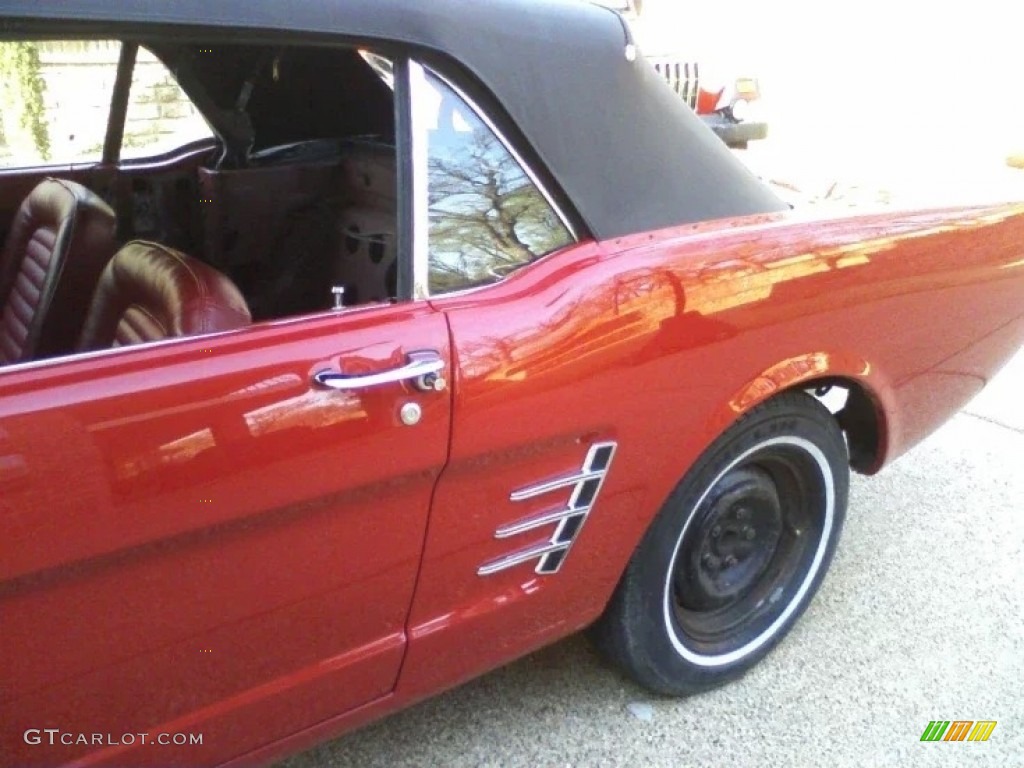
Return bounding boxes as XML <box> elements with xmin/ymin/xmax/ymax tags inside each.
<box><xmin>425</xmin><ymin>74</ymin><xmax>572</xmax><ymax>294</ymax></box>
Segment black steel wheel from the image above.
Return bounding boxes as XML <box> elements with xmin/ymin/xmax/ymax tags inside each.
<box><xmin>590</xmin><ymin>391</ymin><xmax>849</xmax><ymax>695</ymax></box>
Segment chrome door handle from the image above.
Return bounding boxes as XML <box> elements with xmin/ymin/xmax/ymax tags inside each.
<box><xmin>313</xmin><ymin>350</ymin><xmax>446</xmax><ymax>392</ymax></box>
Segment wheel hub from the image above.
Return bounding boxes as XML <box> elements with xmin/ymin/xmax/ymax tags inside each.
<box><xmin>677</xmin><ymin>466</ymin><xmax>783</xmax><ymax>611</ymax></box>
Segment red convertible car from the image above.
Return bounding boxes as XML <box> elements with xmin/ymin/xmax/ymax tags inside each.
<box><xmin>1</xmin><ymin>1</ymin><xmax>1022</xmax><ymax>766</ymax></box>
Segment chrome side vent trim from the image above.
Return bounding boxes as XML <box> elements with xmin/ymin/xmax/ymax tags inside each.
<box><xmin>478</xmin><ymin>442</ymin><xmax>617</xmax><ymax>577</ymax></box>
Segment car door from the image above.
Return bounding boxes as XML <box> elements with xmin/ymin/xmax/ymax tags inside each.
<box><xmin>0</xmin><ymin>304</ymin><xmax>451</xmax><ymax>766</ymax></box>
<box><xmin>1</xmin><ymin>27</ymin><xmax>451</xmax><ymax>765</ymax></box>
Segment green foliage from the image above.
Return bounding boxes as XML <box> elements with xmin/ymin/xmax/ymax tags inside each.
<box><xmin>0</xmin><ymin>42</ymin><xmax>51</xmax><ymax>161</ymax></box>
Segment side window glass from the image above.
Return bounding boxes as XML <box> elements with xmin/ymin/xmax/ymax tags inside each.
<box><xmin>121</xmin><ymin>48</ymin><xmax>214</xmax><ymax>160</ymax></box>
<box><xmin>424</xmin><ymin>72</ymin><xmax>573</xmax><ymax>294</ymax></box>
<box><xmin>0</xmin><ymin>40</ymin><xmax>120</xmax><ymax>168</ymax></box>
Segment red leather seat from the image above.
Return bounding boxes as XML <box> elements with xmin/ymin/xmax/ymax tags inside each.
<box><xmin>0</xmin><ymin>178</ymin><xmax>117</xmax><ymax>363</ymax></box>
<box><xmin>76</xmin><ymin>241</ymin><xmax>252</xmax><ymax>351</ymax></box>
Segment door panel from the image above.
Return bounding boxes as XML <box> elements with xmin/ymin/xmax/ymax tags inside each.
<box><xmin>0</xmin><ymin>304</ymin><xmax>449</xmax><ymax>767</ymax></box>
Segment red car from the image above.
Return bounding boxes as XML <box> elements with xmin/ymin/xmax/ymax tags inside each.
<box><xmin>1</xmin><ymin>1</ymin><xmax>1022</xmax><ymax>767</ymax></box>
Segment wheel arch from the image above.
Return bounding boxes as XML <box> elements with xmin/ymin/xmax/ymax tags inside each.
<box><xmin>711</xmin><ymin>351</ymin><xmax>893</xmax><ymax>476</ymax></box>
<box><xmin>798</xmin><ymin>375</ymin><xmax>886</xmax><ymax>474</ymax></box>
<box><xmin>590</xmin><ymin>351</ymin><xmax>893</xmax><ymax>634</ymax></box>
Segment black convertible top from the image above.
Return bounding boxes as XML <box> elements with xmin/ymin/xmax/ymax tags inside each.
<box><xmin>0</xmin><ymin>0</ymin><xmax>786</xmax><ymax>240</ymax></box>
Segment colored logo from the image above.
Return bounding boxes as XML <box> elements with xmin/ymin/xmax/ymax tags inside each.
<box><xmin>920</xmin><ymin>721</ymin><xmax>997</xmax><ymax>742</ymax></box>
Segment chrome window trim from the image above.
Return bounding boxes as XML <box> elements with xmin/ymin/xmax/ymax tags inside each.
<box><xmin>426</xmin><ymin>67</ymin><xmax>579</xmax><ymax>243</ymax></box>
<box><xmin>407</xmin><ymin>59</ymin><xmax>432</xmax><ymax>300</ymax></box>
<box><xmin>358</xmin><ymin>50</ymin><xmax>395</xmax><ymax>90</ymax></box>
<box><xmin>409</xmin><ymin>61</ymin><xmax>580</xmax><ymax>300</ymax></box>
<box><xmin>0</xmin><ymin>301</ymin><xmax>399</xmax><ymax>377</ymax></box>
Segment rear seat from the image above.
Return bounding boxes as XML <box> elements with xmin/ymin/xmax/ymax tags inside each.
<box><xmin>338</xmin><ymin>140</ymin><xmax>396</xmax><ymax>209</ymax></box>
<box><xmin>334</xmin><ymin>140</ymin><xmax>398</xmax><ymax>304</ymax></box>
<box><xmin>195</xmin><ymin>138</ymin><xmax>399</xmax><ymax>317</ymax></box>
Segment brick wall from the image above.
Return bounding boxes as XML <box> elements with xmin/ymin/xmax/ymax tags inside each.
<box><xmin>0</xmin><ymin>40</ymin><xmax>209</xmax><ymax>166</ymax></box>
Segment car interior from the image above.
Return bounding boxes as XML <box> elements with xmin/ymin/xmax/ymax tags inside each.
<box><xmin>0</xmin><ymin>40</ymin><xmax>400</xmax><ymax>368</ymax></box>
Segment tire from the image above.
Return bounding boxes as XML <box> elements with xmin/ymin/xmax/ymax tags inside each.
<box><xmin>590</xmin><ymin>391</ymin><xmax>849</xmax><ymax>696</ymax></box>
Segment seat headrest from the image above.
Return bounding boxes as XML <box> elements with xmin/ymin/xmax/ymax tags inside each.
<box><xmin>0</xmin><ymin>178</ymin><xmax>117</xmax><ymax>362</ymax></box>
<box><xmin>77</xmin><ymin>241</ymin><xmax>251</xmax><ymax>351</ymax></box>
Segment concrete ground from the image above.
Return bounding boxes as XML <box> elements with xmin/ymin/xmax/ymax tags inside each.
<box><xmin>282</xmin><ymin>360</ymin><xmax>1023</xmax><ymax>766</ymax></box>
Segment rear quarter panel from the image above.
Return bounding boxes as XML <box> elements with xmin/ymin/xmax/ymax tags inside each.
<box><xmin>616</xmin><ymin>203</ymin><xmax>1024</xmax><ymax>467</ymax></box>
<box><xmin>399</xmin><ymin>203</ymin><xmax>1024</xmax><ymax>708</ymax></box>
